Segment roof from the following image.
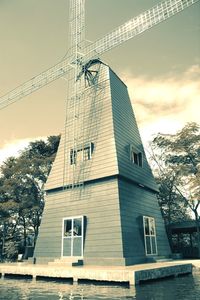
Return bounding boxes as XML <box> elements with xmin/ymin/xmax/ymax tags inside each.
<box><xmin>168</xmin><ymin>220</ymin><xmax>200</xmax><ymax>234</ymax></box>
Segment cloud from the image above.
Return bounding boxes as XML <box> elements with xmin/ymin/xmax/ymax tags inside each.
<box><xmin>1</xmin><ymin>65</ymin><xmax>199</xmax><ymax>164</ymax></box>
<box><xmin>0</xmin><ymin>137</ymin><xmax>46</xmax><ymax>165</ymax></box>
<box><xmin>121</xmin><ymin>64</ymin><xmax>200</xmax><ymax>143</ymax></box>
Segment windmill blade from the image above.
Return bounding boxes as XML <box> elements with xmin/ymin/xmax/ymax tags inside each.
<box><xmin>0</xmin><ymin>58</ymin><xmax>71</xmax><ymax>110</ymax></box>
<box><xmin>0</xmin><ymin>0</ymin><xmax>199</xmax><ymax>110</ymax></box>
<box><xmin>84</xmin><ymin>0</ymin><xmax>200</xmax><ymax>58</ymax></box>
<box><xmin>0</xmin><ymin>0</ymin><xmax>86</xmax><ymax>111</ymax></box>
<box><xmin>69</xmin><ymin>0</ymin><xmax>85</xmax><ymax>55</ymax></box>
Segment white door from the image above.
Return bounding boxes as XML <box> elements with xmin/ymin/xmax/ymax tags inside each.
<box><xmin>143</xmin><ymin>216</ymin><xmax>157</xmax><ymax>255</ymax></box>
<box><xmin>62</xmin><ymin>216</ymin><xmax>84</xmax><ymax>257</ymax></box>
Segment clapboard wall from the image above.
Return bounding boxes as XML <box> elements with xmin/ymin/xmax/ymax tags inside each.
<box><xmin>34</xmin><ymin>177</ymin><xmax>170</xmax><ymax>265</ymax></box>
<box><xmin>109</xmin><ymin>67</ymin><xmax>170</xmax><ymax>264</ymax></box>
<box><xmin>110</xmin><ymin>68</ymin><xmax>158</xmax><ymax>191</ymax></box>
<box><xmin>118</xmin><ymin>179</ymin><xmax>171</xmax><ymax>265</ymax></box>
<box><xmin>45</xmin><ymin>64</ymin><xmax>119</xmax><ymax>191</ymax></box>
<box><xmin>34</xmin><ymin>61</ymin><xmax>171</xmax><ymax>265</ymax></box>
<box><xmin>34</xmin><ymin>178</ymin><xmax>126</xmax><ymax>265</ymax></box>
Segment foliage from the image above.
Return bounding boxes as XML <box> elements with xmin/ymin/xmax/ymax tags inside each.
<box><xmin>4</xmin><ymin>240</ymin><xmax>19</xmax><ymax>261</ymax></box>
<box><xmin>151</xmin><ymin>122</ymin><xmax>200</xmax><ymax>216</ymax></box>
<box><xmin>156</xmin><ymin>173</ymin><xmax>190</xmax><ymax>225</ymax></box>
<box><xmin>0</xmin><ymin>135</ymin><xmax>60</xmax><ymax>261</ymax></box>
<box><xmin>149</xmin><ymin>122</ymin><xmax>200</xmax><ymax>254</ymax></box>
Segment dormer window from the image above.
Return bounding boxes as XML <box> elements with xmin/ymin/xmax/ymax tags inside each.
<box><xmin>70</xmin><ymin>142</ymin><xmax>94</xmax><ymax>165</ymax></box>
<box><xmin>129</xmin><ymin>144</ymin><xmax>143</xmax><ymax>167</ymax></box>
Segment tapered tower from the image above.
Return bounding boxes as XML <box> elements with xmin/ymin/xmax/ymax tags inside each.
<box><xmin>33</xmin><ymin>61</ymin><xmax>170</xmax><ymax>265</ymax></box>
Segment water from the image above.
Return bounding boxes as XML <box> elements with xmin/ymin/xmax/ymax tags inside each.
<box><xmin>0</xmin><ymin>270</ymin><xmax>200</xmax><ymax>300</ymax></box>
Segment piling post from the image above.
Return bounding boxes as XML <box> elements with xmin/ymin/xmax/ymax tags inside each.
<box><xmin>129</xmin><ymin>271</ymin><xmax>135</xmax><ymax>286</ymax></box>
<box><xmin>73</xmin><ymin>277</ymin><xmax>78</xmax><ymax>285</ymax></box>
<box><xmin>32</xmin><ymin>274</ymin><xmax>37</xmax><ymax>281</ymax></box>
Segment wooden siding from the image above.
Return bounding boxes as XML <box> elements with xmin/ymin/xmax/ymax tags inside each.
<box><xmin>34</xmin><ymin>178</ymin><xmax>124</xmax><ymax>263</ymax></box>
<box><xmin>45</xmin><ymin>64</ymin><xmax>118</xmax><ymax>191</ymax></box>
<box><xmin>35</xmin><ymin>175</ymin><xmax>171</xmax><ymax>265</ymax></box>
<box><xmin>118</xmin><ymin>178</ymin><xmax>171</xmax><ymax>264</ymax></box>
<box><xmin>34</xmin><ymin>62</ymin><xmax>170</xmax><ymax>265</ymax></box>
<box><xmin>45</xmin><ymin>66</ymin><xmax>158</xmax><ymax>192</ymax></box>
<box><xmin>109</xmin><ymin>69</ymin><xmax>158</xmax><ymax>192</ymax></box>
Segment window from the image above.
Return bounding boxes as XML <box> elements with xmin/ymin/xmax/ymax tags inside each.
<box><xmin>129</xmin><ymin>144</ymin><xmax>143</xmax><ymax>167</ymax></box>
<box><xmin>64</xmin><ymin>218</ymin><xmax>82</xmax><ymax>237</ymax></box>
<box><xmin>143</xmin><ymin>216</ymin><xmax>157</xmax><ymax>255</ymax></box>
<box><xmin>133</xmin><ymin>152</ymin><xmax>142</xmax><ymax>166</ymax></box>
<box><xmin>62</xmin><ymin>216</ymin><xmax>84</xmax><ymax>257</ymax></box>
<box><xmin>70</xmin><ymin>142</ymin><xmax>94</xmax><ymax>165</ymax></box>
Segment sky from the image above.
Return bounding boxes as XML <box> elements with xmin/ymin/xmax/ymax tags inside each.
<box><xmin>0</xmin><ymin>0</ymin><xmax>199</xmax><ymax>164</ymax></box>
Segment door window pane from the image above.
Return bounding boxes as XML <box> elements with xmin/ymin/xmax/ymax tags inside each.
<box><xmin>65</xmin><ymin>219</ymin><xmax>72</xmax><ymax>236</ymax></box>
<box><xmin>63</xmin><ymin>239</ymin><xmax>71</xmax><ymax>256</ymax></box>
<box><xmin>152</xmin><ymin>236</ymin><xmax>157</xmax><ymax>254</ymax></box>
<box><xmin>150</xmin><ymin>218</ymin><xmax>155</xmax><ymax>235</ymax></box>
<box><xmin>73</xmin><ymin>237</ymin><xmax>82</xmax><ymax>256</ymax></box>
<box><xmin>146</xmin><ymin>236</ymin><xmax>151</xmax><ymax>255</ymax></box>
<box><xmin>144</xmin><ymin>218</ymin><xmax>150</xmax><ymax>235</ymax></box>
<box><xmin>74</xmin><ymin>218</ymin><xmax>82</xmax><ymax>236</ymax></box>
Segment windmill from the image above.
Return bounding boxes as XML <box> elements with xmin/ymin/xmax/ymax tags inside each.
<box><xmin>1</xmin><ymin>0</ymin><xmax>199</xmax><ymax>266</ymax></box>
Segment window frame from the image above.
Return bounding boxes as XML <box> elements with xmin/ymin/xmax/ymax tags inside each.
<box><xmin>61</xmin><ymin>215</ymin><xmax>84</xmax><ymax>258</ymax></box>
<box><xmin>70</xmin><ymin>142</ymin><xmax>94</xmax><ymax>165</ymax></box>
<box><xmin>129</xmin><ymin>144</ymin><xmax>143</xmax><ymax>167</ymax></box>
<box><xmin>143</xmin><ymin>216</ymin><xmax>158</xmax><ymax>256</ymax></box>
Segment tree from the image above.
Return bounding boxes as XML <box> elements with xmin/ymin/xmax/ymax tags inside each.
<box><xmin>0</xmin><ymin>135</ymin><xmax>60</xmax><ymax>260</ymax></box>
<box><xmin>156</xmin><ymin>173</ymin><xmax>190</xmax><ymax>225</ymax></box>
<box><xmin>149</xmin><ymin>122</ymin><xmax>200</xmax><ymax>255</ymax></box>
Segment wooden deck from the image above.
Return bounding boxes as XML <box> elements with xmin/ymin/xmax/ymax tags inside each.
<box><xmin>0</xmin><ymin>260</ymin><xmax>194</xmax><ymax>286</ymax></box>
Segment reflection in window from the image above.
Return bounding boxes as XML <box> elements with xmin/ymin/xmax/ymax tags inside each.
<box><xmin>150</xmin><ymin>218</ymin><xmax>155</xmax><ymax>235</ymax></box>
<box><xmin>143</xmin><ymin>216</ymin><xmax>157</xmax><ymax>255</ymax></box>
<box><xmin>64</xmin><ymin>219</ymin><xmax>72</xmax><ymax>236</ymax></box>
<box><xmin>73</xmin><ymin>218</ymin><xmax>82</xmax><ymax>236</ymax></box>
<box><xmin>144</xmin><ymin>218</ymin><xmax>150</xmax><ymax>236</ymax></box>
<box><xmin>64</xmin><ymin>218</ymin><xmax>83</xmax><ymax>238</ymax></box>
